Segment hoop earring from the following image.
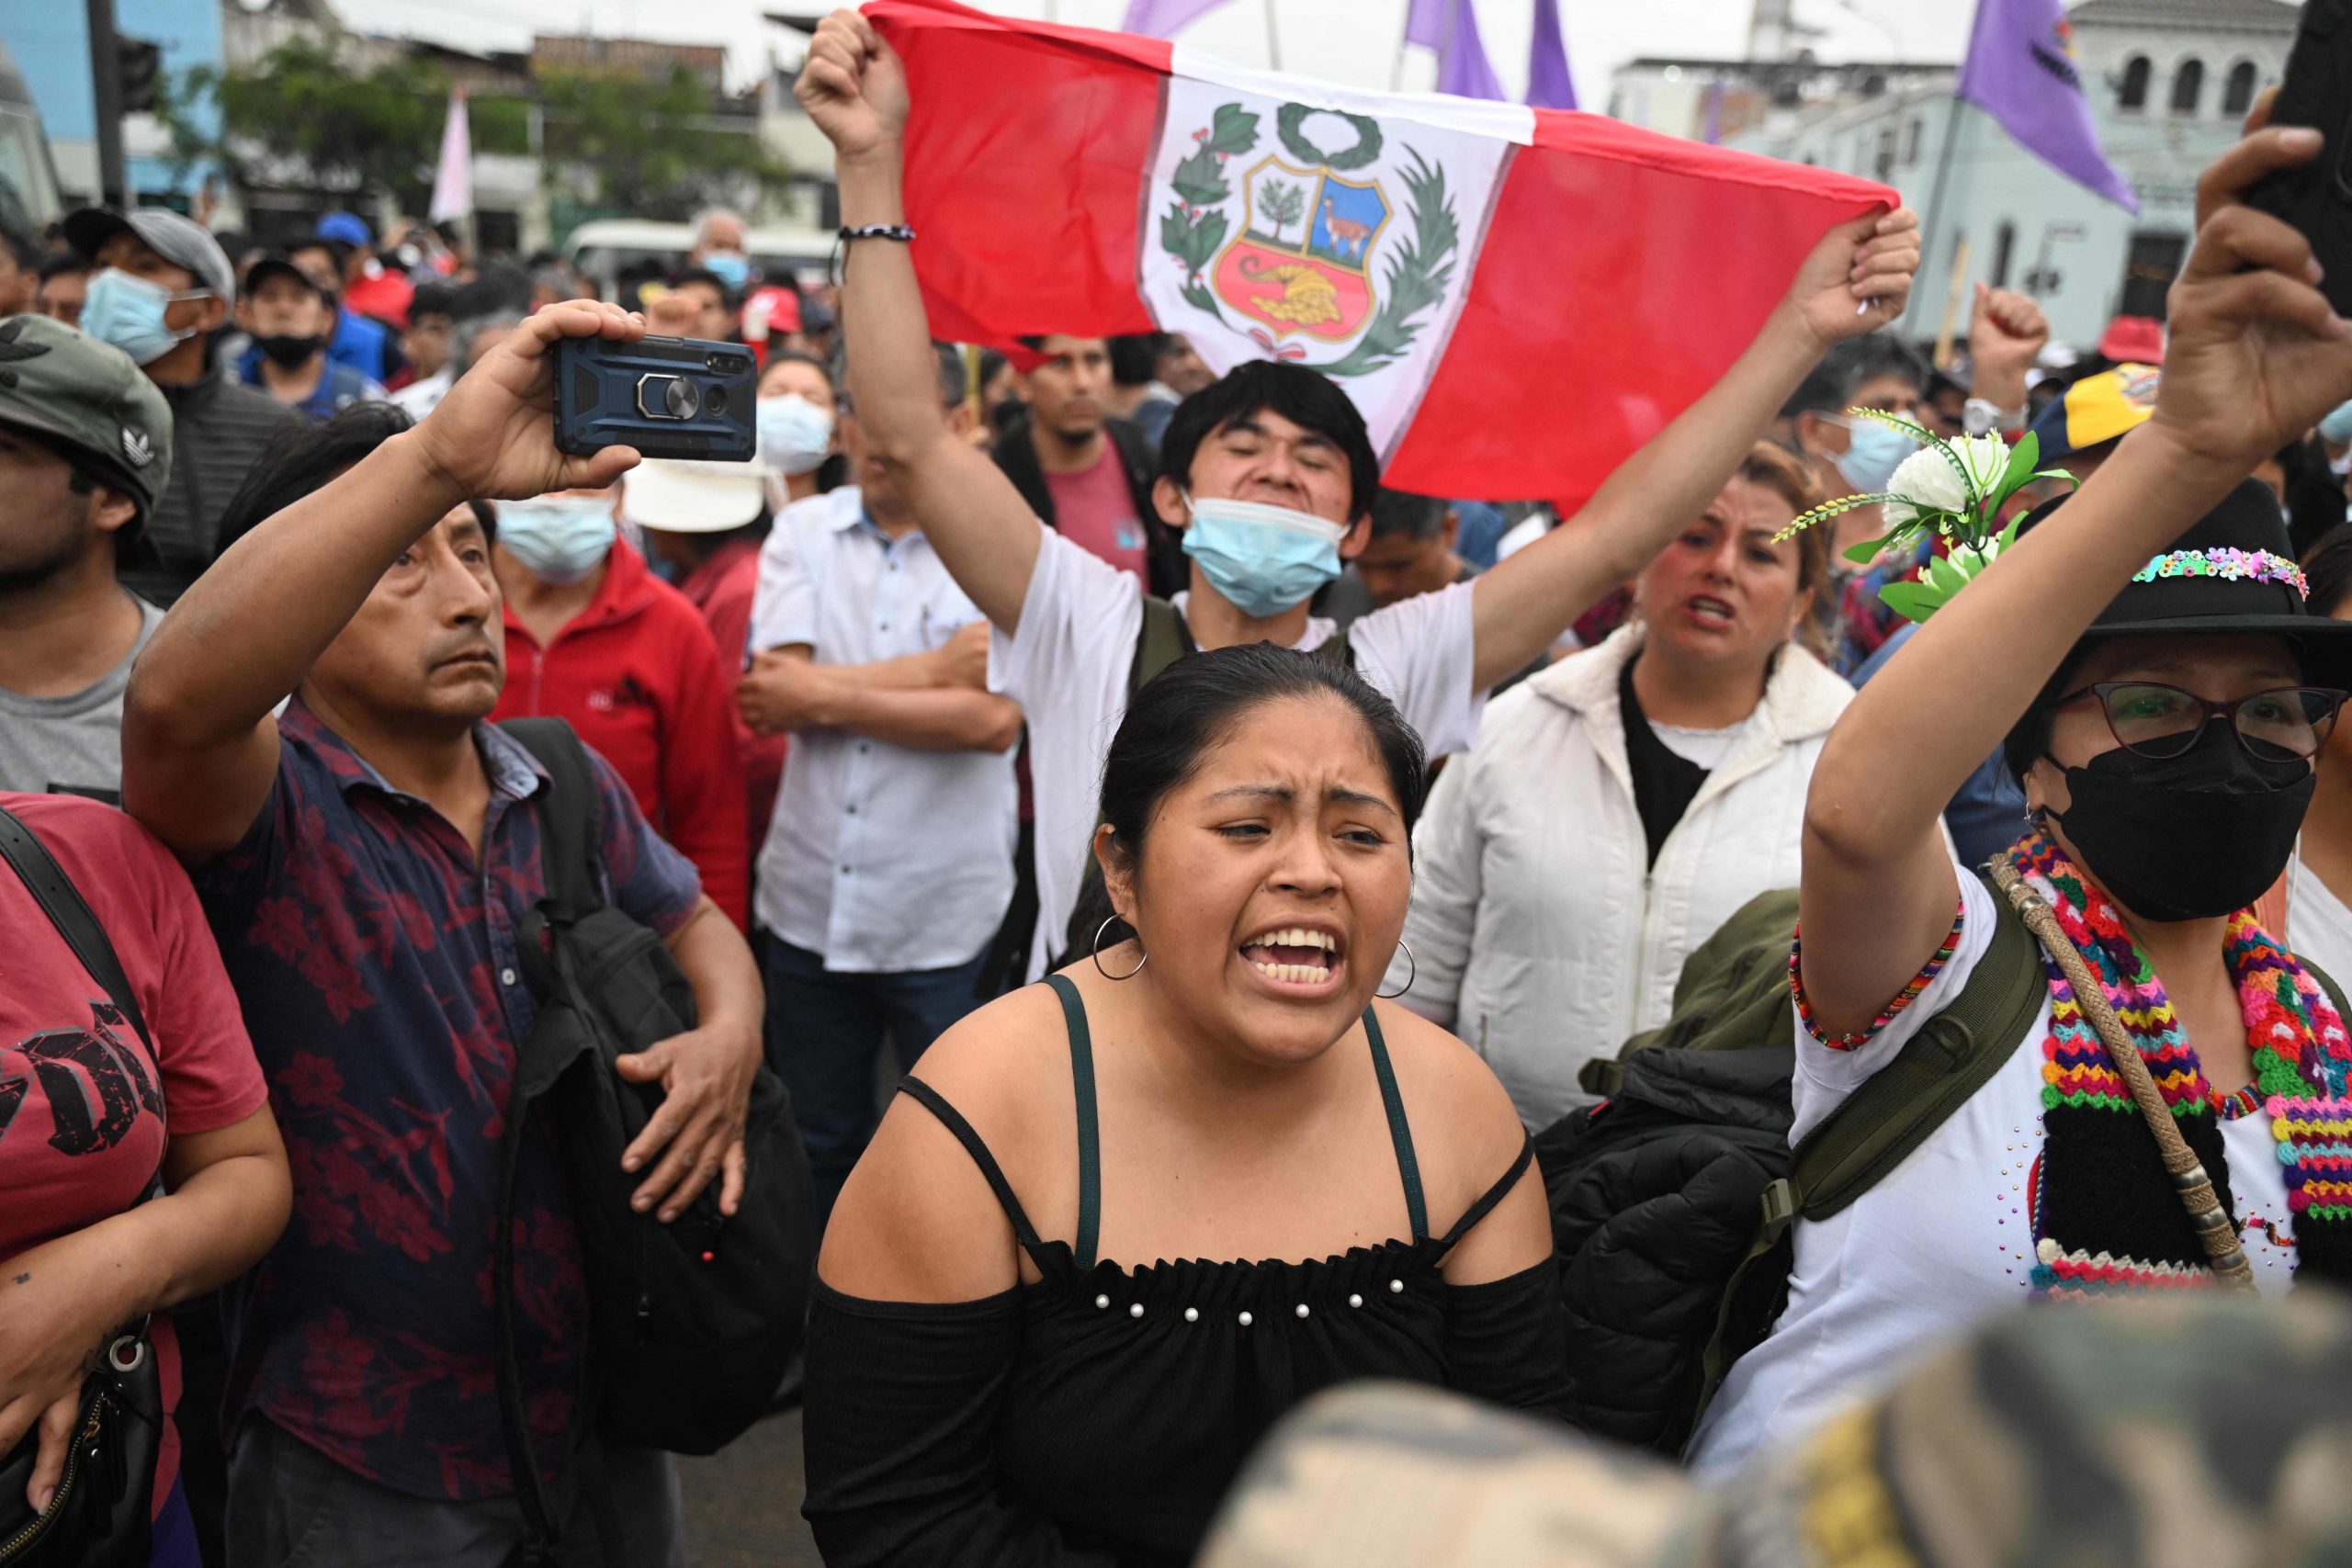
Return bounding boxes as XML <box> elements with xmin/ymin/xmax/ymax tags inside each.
<box><xmin>1375</xmin><ymin>940</ymin><xmax>1416</xmax><ymax>999</ymax></box>
<box><xmin>1091</xmin><ymin>916</ymin><xmax>1148</xmax><ymax>981</ymax></box>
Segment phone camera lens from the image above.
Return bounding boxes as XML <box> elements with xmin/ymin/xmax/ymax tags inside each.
<box><xmin>705</xmin><ymin>387</ymin><xmax>729</xmax><ymax>416</ymax></box>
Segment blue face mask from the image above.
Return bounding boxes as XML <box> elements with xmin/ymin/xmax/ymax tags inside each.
<box><xmin>496</xmin><ymin>496</ymin><xmax>617</xmax><ymax>584</ymax></box>
<box><xmin>701</xmin><ymin>252</ymin><xmax>751</xmax><ymax>290</ymax></box>
<box><xmin>1179</xmin><ymin>493</ymin><xmax>1350</xmax><ymax>620</ymax></box>
<box><xmin>1829</xmin><ymin>415</ymin><xmax>1913</xmax><ymax>495</ymax></box>
<box><xmin>80</xmin><ymin>268</ymin><xmax>208</xmax><ymax>366</ymax></box>
<box><xmin>757</xmin><ymin>394</ymin><xmax>834</xmax><ymax>476</ymax></box>
<box><xmin>2322</xmin><ymin>400</ymin><xmax>2352</xmax><ymax>447</ymax></box>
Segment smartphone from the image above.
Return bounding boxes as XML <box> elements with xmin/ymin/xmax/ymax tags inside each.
<box><xmin>554</xmin><ymin>333</ymin><xmax>757</xmax><ymax>462</ymax></box>
<box><xmin>2246</xmin><ymin>0</ymin><xmax>2352</xmax><ymax>319</ymax></box>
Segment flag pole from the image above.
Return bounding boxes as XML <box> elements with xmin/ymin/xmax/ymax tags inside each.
<box><xmin>1263</xmin><ymin>0</ymin><xmax>1282</xmax><ymax>69</ymax></box>
<box><xmin>1904</xmin><ymin>90</ymin><xmax>1969</xmax><ymax>339</ymax></box>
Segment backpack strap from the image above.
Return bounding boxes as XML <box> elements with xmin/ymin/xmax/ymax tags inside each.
<box><xmin>1786</xmin><ymin>875</ymin><xmax>2044</xmax><ymax>1223</ymax></box>
<box><xmin>1126</xmin><ymin>595</ymin><xmax>1196</xmax><ymax>698</ymax></box>
<box><xmin>500</xmin><ymin>717</ymin><xmax>606</xmax><ymax>922</ymax></box>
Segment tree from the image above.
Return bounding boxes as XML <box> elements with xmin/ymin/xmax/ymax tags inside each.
<box><xmin>162</xmin><ymin>38</ymin><xmax>453</xmax><ymax>212</ymax></box>
<box><xmin>536</xmin><ymin>66</ymin><xmax>790</xmax><ymax>223</ymax></box>
<box><xmin>1256</xmin><ymin>179</ymin><xmax>1306</xmax><ymax>245</ymax></box>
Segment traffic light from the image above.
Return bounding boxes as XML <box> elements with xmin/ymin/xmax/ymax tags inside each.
<box><xmin>118</xmin><ymin>36</ymin><xmax>160</xmax><ymax>114</ymax></box>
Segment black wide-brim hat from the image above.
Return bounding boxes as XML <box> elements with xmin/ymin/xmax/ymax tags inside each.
<box><xmin>2018</xmin><ymin>478</ymin><xmax>2352</xmax><ymax>693</ymax></box>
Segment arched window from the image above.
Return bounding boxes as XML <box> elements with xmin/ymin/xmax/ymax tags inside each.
<box><xmin>2222</xmin><ymin>60</ymin><xmax>2257</xmax><ymax>116</ymax></box>
<box><xmin>2171</xmin><ymin>57</ymin><xmax>2204</xmax><ymax>116</ymax></box>
<box><xmin>1991</xmin><ymin>221</ymin><xmax>2017</xmax><ymax>290</ymax></box>
<box><xmin>2118</xmin><ymin>54</ymin><xmax>2151</xmax><ymax>111</ymax></box>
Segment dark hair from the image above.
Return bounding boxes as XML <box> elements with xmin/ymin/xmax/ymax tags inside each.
<box><xmin>408</xmin><ymin>280</ymin><xmax>458</xmax><ymax>324</ymax></box>
<box><xmin>2280</xmin><ymin>434</ymin><xmax>2350</xmax><ymax>557</ymax></box>
<box><xmin>758</xmin><ymin>346</ymin><xmax>834</xmax><ymax>393</ymax></box>
<box><xmin>1780</xmin><ymin>334</ymin><xmax>1930</xmax><ymax>421</ymax></box>
<box><xmin>670</xmin><ymin>267</ymin><xmax>736</xmax><ymax>310</ymax></box>
<box><xmin>2305</xmin><ymin>524</ymin><xmax>2352</xmax><ymax>621</ymax></box>
<box><xmin>37</xmin><ymin>251</ymin><xmax>91</xmax><ymax>285</ymax></box>
<box><xmin>1108</xmin><ymin>333</ymin><xmax>1165</xmax><ymax>389</ymax></box>
<box><xmin>0</xmin><ymin>226</ymin><xmax>38</xmax><ymax>274</ymax></box>
<box><xmin>1159</xmin><ymin>361</ymin><xmax>1380</xmax><ymax>522</ymax></box>
<box><xmin>215</xmin><ymin>403</ymin><xmax>415</xmax><ymax>556</ymax></box>
<box><xmin>1369</xmin><ymin>488</ymin><xmax>1448</xmax><ymax>543</ymax></box>
<box><xmin>2000</xmin><ymin>655</ymin><xmax>2088</xmax><ymax>792</ymax></box>
<box><xmin>1087</xmin><ymin>643</ymin><xmax>1427</xmax><ymax>945</ymax></box>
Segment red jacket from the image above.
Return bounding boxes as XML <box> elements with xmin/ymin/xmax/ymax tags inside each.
<box><xmin>677</xmin><ymin>537</ymin><xmax>786</xmax><ymax>849</ymax></box>
<box><xmin>493</xmin><ymin>542</ymin><xmax>752</xmax><ymax>929</ymax></box>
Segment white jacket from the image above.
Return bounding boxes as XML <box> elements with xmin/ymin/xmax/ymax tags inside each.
<box><xmin>1391</xmin><ymin>624</ymin><xmax>1854</xmax><ymax>1129</ymax></box>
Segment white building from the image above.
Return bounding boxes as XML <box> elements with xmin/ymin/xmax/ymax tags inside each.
<box><xmin>1635</xmin><ymin>0</ymin><xmax>2300</xmax><ymax>351</ymax></box>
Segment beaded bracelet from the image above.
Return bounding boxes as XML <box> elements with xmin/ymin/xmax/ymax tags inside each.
<box><xmin>838</xmin><ymin>223</ymin><xmax>917</xmax><ymax>243</ymax></box>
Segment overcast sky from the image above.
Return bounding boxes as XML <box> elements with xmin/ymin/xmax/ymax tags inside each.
<box><xmin>315</xmin><ymin>0</ymin><xmax>1978</xmax><ymax>107</ymax></box>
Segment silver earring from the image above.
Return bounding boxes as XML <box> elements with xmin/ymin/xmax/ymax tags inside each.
<box><xmin>1375</xmin><ymin>940</ymin><xmax>1417</xmax><ymax>999</ymax></box>
<box><xmin>1091</xmin><ymin>916</ymin><xmax>1148</xmax><ymax>981</ymax></box>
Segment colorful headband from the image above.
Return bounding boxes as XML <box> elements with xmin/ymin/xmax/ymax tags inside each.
<box><xmin>2130</xmin><ymin>547</ymin><xmax>2308</xmax><ymax>598</ymax></box>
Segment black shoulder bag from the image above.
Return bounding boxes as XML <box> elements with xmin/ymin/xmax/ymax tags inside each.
<box><xmin>0</xmin><ymin>807</ymin><xmax>166</xmax><ymax>1568</ymax></box>
<box><xmin>492</xmin><ymin>721</ymin><xmax>814</xmax><ymax>1562</ymax></box>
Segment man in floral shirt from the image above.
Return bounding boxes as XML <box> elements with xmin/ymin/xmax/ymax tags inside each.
<box><xmin>120</xmin><ymin>313</ymin><xmax>766</xmax><ymax>1565</ymax></box>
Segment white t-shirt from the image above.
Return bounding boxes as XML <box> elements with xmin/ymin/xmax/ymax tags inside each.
<box><xmin>991</xmin><ymin>525</ymin><xmax>1487</xmax><ymax>980</ymax></box>
<box><xmin>2288</xmin><ymin>850</ymin><xmax>2352</xmax><ymax>993</ymax></box>
<box><xmin>1689</xmin><ymin>858</ymin><xmax>2301</xmax><ymax>1475</ymax></box>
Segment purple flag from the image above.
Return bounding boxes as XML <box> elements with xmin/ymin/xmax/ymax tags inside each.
<box><xmin>1404</xmin><ymin>0</ymin><xmax>1505</xmax><ymax>101</ymax></box>
<box><xmin>1956</xmin><ymin>0</ymin><xmax>2136</xmax><ymax>211</ymax></box>
<box><xmin>1526</xmin><ymin>0</ymin><xmax>1577</xmax><ymax>110</ymax></box>
<box><xmin>1121</xmin><ymin>0</ymin><xmax>1233</xmax><ymax>36</ymax></box>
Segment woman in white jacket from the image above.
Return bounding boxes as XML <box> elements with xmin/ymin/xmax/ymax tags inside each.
<box><xmin>1393</xmin><ymin>442</ymin><xmax>1846</xmax><ymax>1128</ymax></box>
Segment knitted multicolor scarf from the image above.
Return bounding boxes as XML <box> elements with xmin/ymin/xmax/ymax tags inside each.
<box><xmin>2008</xmin><ymin>831</ymin><xmax>2352</xmax><ymax>1294</ymax></box>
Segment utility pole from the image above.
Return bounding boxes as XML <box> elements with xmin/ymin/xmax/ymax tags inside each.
<box><xmin>85</xmin><ymin>0</ymin><xmax>128</xmax><ymax>208</ymax></box>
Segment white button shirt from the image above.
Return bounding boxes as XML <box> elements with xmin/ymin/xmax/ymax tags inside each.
<box><xmin>750</xmin><ymin>488</ymin><xmax>1019</xmax><ymax>972</ymax></box>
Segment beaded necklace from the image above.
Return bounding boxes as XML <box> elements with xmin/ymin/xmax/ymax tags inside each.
<box><xmin>2009</xmin><ymin>832</ymin><xmax>2352</xmax><ymax>1293</ymax></box>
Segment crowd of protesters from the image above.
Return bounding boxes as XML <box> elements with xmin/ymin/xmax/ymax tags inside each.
<box><xmin>1</xmin><ymin>7</ymin><xmax>2351</xmax><ymax>1565</ymax></box>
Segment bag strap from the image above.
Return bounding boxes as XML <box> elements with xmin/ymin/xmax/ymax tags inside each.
<box><xmin>0</xmin><ymin>804</ymin><xmax>154</xmax><ymax>1050</ymax></box>
<box><xmin>1987</xmin><ymin>860</ymin><xmax>2258</xmax><ymax>1292</ymax></box>
<box><xmin>1126</xmin><ymin>595</ymin><xmax>1195</xmax><ymax>699</ymax></box>
<box><xmin>1787</xmin><ymin>872</ymin><xmax>2044</xmax><ymax>1222</ymax></box>
<box><xmin>499</xmin><ymin>718</ymin><xmax>606</xmax><ymax>923</ymax></box>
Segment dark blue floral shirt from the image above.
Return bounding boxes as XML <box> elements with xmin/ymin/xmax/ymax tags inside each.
<box><xmin>197</xmin><ymin>701</ymin><xmax>700</xmax><ymax>1499</ymax></box>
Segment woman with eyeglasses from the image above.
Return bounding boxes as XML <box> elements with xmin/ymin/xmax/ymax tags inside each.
<box><xmin>1692</xmin><ymin>107</ymin><xmax>2352</xmax><ymax>1473</ymax></box>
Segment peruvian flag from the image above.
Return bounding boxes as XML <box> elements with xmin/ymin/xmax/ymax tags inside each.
<box><xmin>867</xmin><ymin>0</ymin><xmax>1895</xmax><ymax>504</ymax></box>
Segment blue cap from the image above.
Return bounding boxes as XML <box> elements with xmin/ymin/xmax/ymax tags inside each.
<box><xmin>316</xmin><ymin>210</ymin><xmax>372</xmax><ymax>248</ymax></box>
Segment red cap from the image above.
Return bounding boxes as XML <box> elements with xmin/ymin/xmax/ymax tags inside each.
<box><xmin>2098</xmin><ymin>315</ymin><xmax>2164</xmax><ymax>365</ymax></box>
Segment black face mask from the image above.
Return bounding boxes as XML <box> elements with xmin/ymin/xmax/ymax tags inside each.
<box><xmin>255</xmin><ymin>333</ymin><xmax>324</xmax><ymax>368</ymax></box>
<box><xmin>2046</xmin><ymin>722</ymin><xmax>2314</xmax><ymax>922</ymax></box>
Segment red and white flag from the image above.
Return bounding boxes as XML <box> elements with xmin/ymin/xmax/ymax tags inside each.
<box><xmin>866</xmin><ymin>0</ymin><xmax>1896</xmax><ymax>505</ymax></box>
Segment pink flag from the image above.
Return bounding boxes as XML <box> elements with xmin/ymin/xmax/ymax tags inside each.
<box><xmin>869</xmin><ymin>0</ymin><xmax>1895</xmax><ymax>505</ymax></box>
<box><xmin>428</xmin><ymin>89</ymin><xmax>471</xmax><ymax>223</ymax></box>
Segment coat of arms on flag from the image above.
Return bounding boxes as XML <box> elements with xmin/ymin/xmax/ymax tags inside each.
<box><xmin>1141</xmin><ymin>73</ymin><xmax>1517</xmax><ymax>456</ymax></box>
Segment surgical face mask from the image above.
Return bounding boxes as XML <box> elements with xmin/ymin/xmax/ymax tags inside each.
<box><xmin>254</xmin><ymin>333</ymin><xmax>324</xmax><ymax>368</ymax></box>
<box><xmin>2045</xmin><ymin>722</ymin><xmax>2314</xmax><ymax>922</ymax></box>
<box><xmin>1180</xmin><ymin>492</ymin><xmax>1349</xmax><ymax>619</ymax></box>
<box><xmin>1825</xmin><ymin>415</ymin><xmax>1912</xmax><ymax>495</ymax></box>
<box><xmin>2319</xmin><ymin>400</ymin><xmax>2352</xmax><ymax>447</ymax></box>
<box><xmin>495</xmin><ymin>496</ymin><xmax>618</xmax><ymax>584</ymax></box>
<box><xmin>757</xmin><ymin>394</ymin><xmax>834</xmax><ymax>477</ymax></box>
<box><xmin>79</xmin><ymin>267</ymin><xmax>208</xmax><ymax>366</ymax></box>
<box><xmin>702</xmin><ymin>252</ymin><xmax>751</xmax><ymax>290</ymax></box>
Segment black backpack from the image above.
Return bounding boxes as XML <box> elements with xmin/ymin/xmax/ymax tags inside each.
<box><xmin>494</xmin><ymin>720</ymin><xmax>816</xmax><ymax>1555</ymax></box>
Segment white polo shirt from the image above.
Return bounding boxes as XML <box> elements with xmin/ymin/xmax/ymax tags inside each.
<box><xmin>750</xmin><ymin>488</ymin><xmax>1019</xmax><ymax>973</ymax></box>
<box><xmin>991</xmin><ymin>524</ymin><xmax>1487</xmax><ymax>981</ymax></box>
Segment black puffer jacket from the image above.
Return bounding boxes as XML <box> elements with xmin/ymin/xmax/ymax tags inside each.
<box><xmin>1533</xmin><ymin>1045</ymin><xmax>1794</xmax><ymax>1454</ymax></box>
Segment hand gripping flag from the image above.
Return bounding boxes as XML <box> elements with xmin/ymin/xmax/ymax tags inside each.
<box><xmin>1957</xmin><ymin>0</ymin><xmax>2137</xmax><ymax>212</ymax></box>
<box><xmin>868</xmin><ymin>0</ymin><xmax>1894</xmax><ymax>504</ymax></box>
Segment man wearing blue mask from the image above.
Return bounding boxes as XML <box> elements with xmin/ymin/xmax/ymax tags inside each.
<box><xmin>687</xmin><ymin>208</ymin><xmax>754</xmax><ymax>295</ymax></box>
<box><xmin>62</xmin><ymin>207</ymin><xmax>299</xmax><ymax>607</ymax></box>
<box><xmin>798</xmin><ymin>14</ymin><xmax>1925</xmax><ymax>983</ymax></box>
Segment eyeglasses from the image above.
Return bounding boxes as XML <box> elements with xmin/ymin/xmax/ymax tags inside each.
<box><xmin>2053</xmin><ymin>681</ymin><xmax>2349</xmax><ymax>762</ymax></box>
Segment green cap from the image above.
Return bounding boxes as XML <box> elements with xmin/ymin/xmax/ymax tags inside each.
<box><xmin>0</xmin><ymin>313</ymin><xmax>174</xmax><ymax>522</ymax></box>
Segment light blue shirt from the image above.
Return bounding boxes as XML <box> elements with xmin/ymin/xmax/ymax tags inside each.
<box><xmin>749</xmin><ymin>487</ymin><xmax>1019</xmax><ymax>972</ymax></box>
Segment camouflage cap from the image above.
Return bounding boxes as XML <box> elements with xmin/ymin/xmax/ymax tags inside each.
<box><xmin>1199</xmin><ymin>1293</ymin><xmax>2352</xmax><ymax>1568</ymax></box>
<box><xmin>0</xmin><ymin>314</ymin><xmax>174</xmax><ymax>522</ymax></box>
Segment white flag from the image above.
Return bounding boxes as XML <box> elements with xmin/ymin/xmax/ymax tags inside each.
<box><xmin>428</xmin><ymin>90</ymin><xmax>471</xmax><ymax>223</ymax></box>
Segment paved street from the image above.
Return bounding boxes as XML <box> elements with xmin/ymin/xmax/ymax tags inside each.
<box><xmin>679</xmin><ymin>1407</ymin><xmax>824</xmax><ymax>1566</ymax></box>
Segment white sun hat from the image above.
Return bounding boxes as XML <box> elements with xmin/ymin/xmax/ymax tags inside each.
<box><xmin>624</xmin><ymin>457</ymin><xmax>768</xmax><ymax>533</ymax></box>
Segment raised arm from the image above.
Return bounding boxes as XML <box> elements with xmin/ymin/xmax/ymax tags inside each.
<box><xmin>1797</xmin><ymin>116</ymin><xmax>2352</xmax><ymax>1036</ymax></box>
<box><xmin>796</xmin><ymin>10</ymin><xmax>1043</xmax><ymax>633</ymax></box>
<box><xmin>1465</xmin><ymin>210</ymin><xmax>1920</xmax><ymax>691</ymax></box>
<box><xmin>122</xmin><ymin>302</ymin><xmax>646</xmax><ymax>861</ymax></box>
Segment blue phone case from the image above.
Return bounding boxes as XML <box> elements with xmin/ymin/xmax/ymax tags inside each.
<box><xmin>554</xmin><ymin>334</ymin><xmax>758</xmax><ymax>462</ymax></box>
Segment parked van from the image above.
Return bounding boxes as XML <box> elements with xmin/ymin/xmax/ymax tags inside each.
<box><xmin>564</xmin><ymin>219</ymin><xmax>833</xmax><ymax>299</ymax></box>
